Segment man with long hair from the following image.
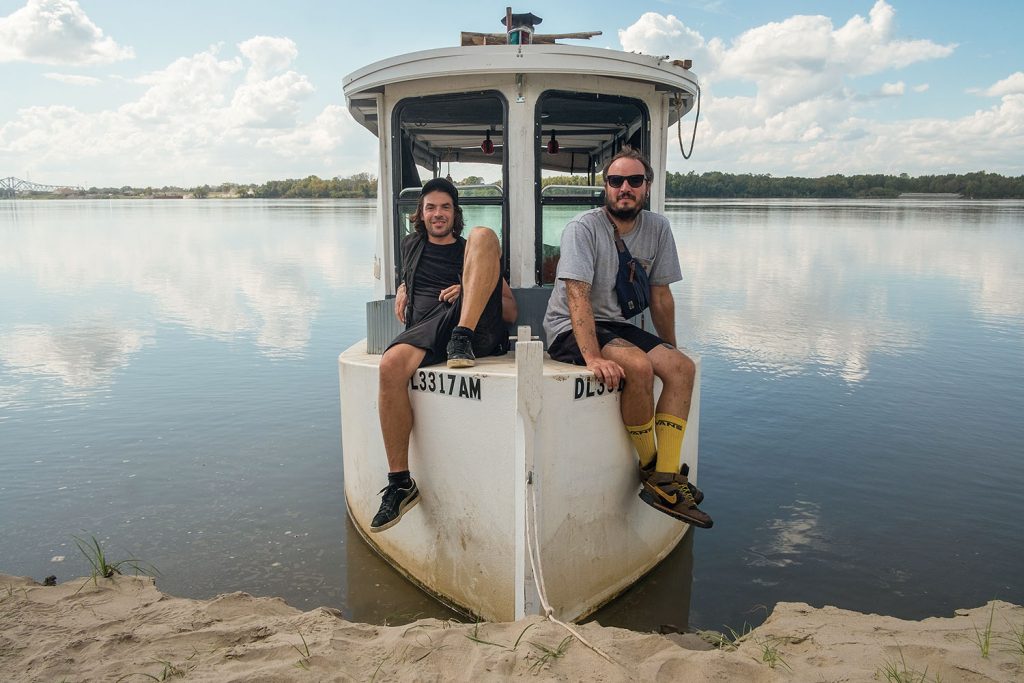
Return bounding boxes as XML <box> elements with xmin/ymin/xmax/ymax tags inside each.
<box><xmin>371</xmin><ymin>178</ymin><xmax>516</xmax><ymax>532</ymax></box>
<box><xmin>543</xmin><ymin>148</ymin><xmax>712</xmax><ymax>529</ymax></box>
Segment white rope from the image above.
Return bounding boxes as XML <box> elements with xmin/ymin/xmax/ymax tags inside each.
<box><xmin>524</xmin><ymin>471</ymin><xmax>621</xmax><ymax>667</ymax></box>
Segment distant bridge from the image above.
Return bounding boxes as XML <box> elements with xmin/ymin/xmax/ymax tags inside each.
<box><xmin>1</xmin><ymin>176</ymin><xmax>84</xmax><ymax>198</ymax></box>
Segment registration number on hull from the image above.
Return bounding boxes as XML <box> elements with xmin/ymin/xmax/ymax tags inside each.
<box><xmin>573</xmin><ymin>376</ymin><xmax>623</xmax><ymax>400</ymax></box>
<box><xmin>410</xmin><ymin>370</ymin><xmax>482</xmax><ymax>400</ymax></box>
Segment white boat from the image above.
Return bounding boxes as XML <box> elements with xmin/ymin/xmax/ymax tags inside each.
<box><xmin>338</xmin><ymin>10</ymin><xmax>701</xmax><ymax>623</ymax></box>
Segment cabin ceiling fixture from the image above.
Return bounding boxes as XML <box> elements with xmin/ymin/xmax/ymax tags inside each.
<box><xmin>481</xmin><ymin>130</ymin><xmax>495</xmax><ymax>155</ymax></box>
<box><xmin>546</xmin><ymin>130</ymin><xmax>559</xmax><ymax>155</ymax></box>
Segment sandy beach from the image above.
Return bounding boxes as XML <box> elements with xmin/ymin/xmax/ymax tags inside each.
<box><xmin>1</xmin><ymin>573</ymin><xmax>1021</xmax><ymax>682</ymax></box>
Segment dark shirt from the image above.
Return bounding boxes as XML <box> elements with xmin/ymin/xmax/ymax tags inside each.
<box><xmin>410</xmin><ymin>240</ymin><xmax>464</xmax><ymax>324</ymax></box>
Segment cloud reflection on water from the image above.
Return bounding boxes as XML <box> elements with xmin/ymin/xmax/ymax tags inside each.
<box><xmin>747</xmin><ymin>500</ymin><xmax>824</xmax><ymax>569</ymax></box>
<box><xmin>671</xmin><ymin>201</ymin><xmax>1023</xmax><ymax>384</ymax></box>
<box><xmin>3</xmin><ymin>199</ymin><xmax>1021</xmax><ymax>398</ymax></box>
<box><xmin>1</xmin><ymin>199</ymin><xmax>374</xmax><ymax>396</ymax></box>
<box><xmin>0</xmin><ymin>322</ymin><xmax>150</xmax><ymax>395</ymax></box>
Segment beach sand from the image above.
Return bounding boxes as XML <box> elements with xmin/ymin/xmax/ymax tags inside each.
<box><xmin>1</xmin><ymin>573</ymin><xmax>1021</xmax><ymax>681</ymax></box>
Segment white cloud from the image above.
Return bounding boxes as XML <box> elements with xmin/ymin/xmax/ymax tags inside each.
<box><xmin>238</xmin><ymin>36</ymin><xmax>299</xmax><ymax>82</ymax></box>
<box><xmin>230</xmin><ymin>37</ymin><xmax>314</xmax><ymax>128</ymax></box>
<box><xmin>880</xmin><ymin>81</ymin><xmax>905</xmax><ymax>96</ymax></box>
<box><xmin>124</xmin><ymin>46</ymin><xmax>243</xmax><ymax>122</ymax></box>
<box><xmin>832</xmin><ymin>0</ymin><xmax>954</xmax><ymax>73</ymax></box>
<box><xmin>782</xmin><ymin>94</ymin><xmax>1024</xmax><ymax>175</ymax></box>
<box><xmin>230</xmin><ymin>72</ymin><xmax>315</xmax><ymax>128</ymax></box>
<box><xmin>0</xmin><ymin>0</ymin><xmax>133</xmax><ymax>65</ymax></box>
<box><xmin>252</xmin><ymin>105</ymin><xmax>363</xmax><ymax>158</ymax></box>
<box><xmin>619</xmin><ymin>2</ymin><xmax>1024</xmax><ymax>176</ymax></box>
<box><xmin>618</xmin><ymin>12</ymin><xmax>713</xmax><ymax>65</ymax></box>
<box><xmin>621</xmin><ymin>1</ymin><xmax>954</xmax><ymax>133</ymax></box>
<box><xmin>714</xmin><ymin>1</ymin><xmax>948</xmax><ymax>106</ymax></box>
<box><xmin>984</xmin><ymin>71</ymin><xmax>1024</xmax><ymax>97</ymax></box>
<box><xmin>43</xmin><ymin>72</ymin><xmax>101</xmax><ymax>86</ymax></box>
<box><xmin>0</xmin><ymin>39</ymin><xmax>371</xmax><ymax>185</ymax></box>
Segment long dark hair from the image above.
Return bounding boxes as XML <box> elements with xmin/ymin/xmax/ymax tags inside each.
<box><xmin>409</xmin><ymin>189</ymin><xmax>465</xmax><ymax>238</ymax></box>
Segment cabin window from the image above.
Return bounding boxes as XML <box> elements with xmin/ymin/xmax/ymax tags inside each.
<box><xmin>392</xmin><ymin>91</ymin><xmax>509</xmax><ymax>280</ymax></box>
<box><xmin>534</xmin><ymin>91</ymin><xmax>649</xmax><ymax>285</ymax></box>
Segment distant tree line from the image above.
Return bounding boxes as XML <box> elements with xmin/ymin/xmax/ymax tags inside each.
<box><xmin>543</xmin><ymin>171</ymin><xmax>1024</xmax><ymax>198</ymax></box>
<box><xmin>16</xmin><ymin>171</ymin><xmax>1023</xmax><ymax>200</ymax></box>
<box><xmin>541</xmin><ymin>175</ymin><xmax>597</xmax><ymax>187</ymax></box>
<box><xmin>662</xmin><ymin>171</ymin><xmax>1024</xmax><ymax>199</ymax></box>
<box><xmin>39</xmin><ymin>174</ymin><xmax>378</xmax><ymax>199</ymax></box>
<box><xmin>235</xmin><ymin>173</ymin><xmax>377</xmax><ymax>198</ymax></box>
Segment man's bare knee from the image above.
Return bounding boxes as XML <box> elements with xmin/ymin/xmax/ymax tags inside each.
<box><xmin>656</xmin><ymin>348</ymin><xmax>695</xmax><ymax>384</ymax></box>
<box><xmin>626</xmin><ymin>359</ymin><xmax>655</xmax><ymax>386</ymax></box>
<box><xmin>466</xmin><ymin>226</ymin><xmax>500</xmax><ymax>254</ymax></box>
<box><xmin>675</xmin><ymin>350</ymin><xmax>695</xmax><ymax>379</ymax></box>
<box><xmin>655</xmin><ymin>348</ymin><xmax>696</xmax><ymax>378</ymax></box>
<box><xmin>379</xmin><ymin>347</ymin><xmax>419</xmax><ymax>386</ymax></box>
<box><xmin>620</xmin><ymin>353</ymin><xmax>655</xmax><ymax>387</ymax></box>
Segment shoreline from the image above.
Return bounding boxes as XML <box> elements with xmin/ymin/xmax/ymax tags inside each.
<box><xmin>2</xmin><ymin>573</ymin><xmax>1021</xmax><ymax>681</ymax></box>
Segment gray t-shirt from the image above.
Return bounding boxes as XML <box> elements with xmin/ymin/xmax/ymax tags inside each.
<box><xmin>543</xmin><ymin>208</ymin><xmax>683</xmax><ymax>342</ymax></box>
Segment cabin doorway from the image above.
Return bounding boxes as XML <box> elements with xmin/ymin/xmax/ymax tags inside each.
<box><xmin>391</xmin><ymin>92</ymin><xmax>510</xmax><ymax>279</ymax></box>
<box><xmin>534</xmin><ymin>91</ymin><xmax>649</xmax><ymax>285</ymax></box>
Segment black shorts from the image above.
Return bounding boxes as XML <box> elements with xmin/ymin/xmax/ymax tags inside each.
<box><xmin>388</xmin><ymin>282</ymin><xmax>507</xmax><ymax>367</ymax></box>
<box><xmin>547</xmin><ymin>321</ymin><xmax>665</xmax><ymax>365</ymax></box>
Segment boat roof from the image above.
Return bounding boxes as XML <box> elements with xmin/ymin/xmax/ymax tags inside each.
<box><xmin>340</xmin><ymin>19</ymin><xmax>701</xmax><ymax>290</ymax></box>
<box><xmin>343</xmin><ymin>44</ymin><xmax>698</xmax><ymax>140</ymax></box>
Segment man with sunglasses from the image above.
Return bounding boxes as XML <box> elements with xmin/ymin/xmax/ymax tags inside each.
<box><xmin>543</xmin><ymin>148</ymin><xmax>712</xmax><ymax>529</ymax></box>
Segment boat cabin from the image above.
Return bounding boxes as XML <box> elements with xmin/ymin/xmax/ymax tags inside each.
<box><xmin>343</xmin><ymin>19</ymin><xmax>698</xmax><ymax>346</ymax></box>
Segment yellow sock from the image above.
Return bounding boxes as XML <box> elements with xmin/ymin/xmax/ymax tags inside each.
<box><xmin>654</xmin><ymin>413</ymin><xmax>687</xmax><ymax>473</ymax></box>
<box><xmin>626</xmin><ymin>417</ymin><xmax>657</xmax><ymax>467</ymax></box>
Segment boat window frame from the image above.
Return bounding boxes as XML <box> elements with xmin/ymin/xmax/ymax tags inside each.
<box><xmin>390</xmin><ymin>90</ymin><xmax>510</xmax><ymax>285</ymax></box>
<box><xmin>533</xmin><ymin>90</ymin><xmax>651</xmax><ymax>286</ymax></box>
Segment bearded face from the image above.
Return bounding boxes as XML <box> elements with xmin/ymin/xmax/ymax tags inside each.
<box><xmin>604</xmin><ymin>159</ymin><xmax>649</xmax><ymax>221</ymax></box>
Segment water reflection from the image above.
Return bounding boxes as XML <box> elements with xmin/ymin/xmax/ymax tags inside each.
<box><xmin>0</xmin><ymin>199</ymin><xmax>375</xmax><ymax>397</ymax></box>
<box><xmin>747</xmin><ymin>500</ymin><xmax>823</xmax><ymax>569</ymax></box>
<box><xmin>1</xmin><ymin>198</ymin><xmax>1021</xmax><ymax>633</ymax></box>
<box><xmin>0</xmin><ymin>321</ymin><xmax>150</xmax><ymax>395</ymax></box>
<box><xmin>670</xmin><ymin>200</ymin><xmax>1024</xmax><ymax>384</ymax></box>
<box><xmin>342</xmin><ymin>515</ymin><xmax>460</xmax><ymax>624</ymax></box>
<box><xmin>587</xmin><ymin>531</ymin><xmax>695</xmax><ymax>632</ymax></box>
<box><xmin>339</xmin><ymin>510</ymin><xmax>696</xmax><ymax>632</ymax></box>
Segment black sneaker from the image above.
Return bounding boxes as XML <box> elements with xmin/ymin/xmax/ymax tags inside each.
<box><xmin>640</xmin><ymin>471</ymin><xmax>713</xmax><ymax>528</ymax></box>
<box><xmin>639</xmin><ymin>461</ymin><xmax>704</xmax><ymax>505</ymax></box>
<box><xmin>369</xmin><ymin>478</ymin><xmax>420</xmax><ymax>532</ymax></box>
<box><xmin>446</xmin><ymin>332</ymin><xmax>475</xmax><ymax>368</ymax></box>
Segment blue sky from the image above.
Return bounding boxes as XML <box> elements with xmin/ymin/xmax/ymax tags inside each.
<box><xmin>1</xmin><ymin>0</ymin><xmax>1021</xmax><ymax>186</ymax></box>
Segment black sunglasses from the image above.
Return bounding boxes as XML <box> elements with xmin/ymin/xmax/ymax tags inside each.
<box><xmin>605</xmin><ymin>174</ymin><xmax>647</xmax><ymax>188</ymax></box>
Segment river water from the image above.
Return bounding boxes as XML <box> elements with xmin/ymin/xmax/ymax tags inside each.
<box><xmin>2</xmin><ymin>198</ymin><xmax>1022</xmax><ymax>633</ymax></box>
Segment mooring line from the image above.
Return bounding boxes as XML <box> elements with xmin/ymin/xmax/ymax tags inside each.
<box><xmin>524</xmin><ymin>472</ymin><xmax>623</xmax><ymax>668</ymax></box>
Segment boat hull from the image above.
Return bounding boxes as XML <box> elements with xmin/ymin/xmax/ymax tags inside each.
<box><xmin>339</xmin><ymin>339</ymin><xmax>701</xmax><ymax>622</ymax></box>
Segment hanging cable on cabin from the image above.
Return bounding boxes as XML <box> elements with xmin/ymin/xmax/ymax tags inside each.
<box><xmin>675</xmin><ymin>85</ymin><xmax>701</xmax><ymax>160</ymax></box>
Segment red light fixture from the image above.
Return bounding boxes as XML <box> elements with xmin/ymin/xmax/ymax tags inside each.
<box><xmin>481</xmin><ymin>131</ymin><xmax>495</xmax><ymax>155</ymax></box>
<box><xmin>546</xmin><ymin>130</ymin><xmax>559</xmax><ymax>155</ymax></box>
